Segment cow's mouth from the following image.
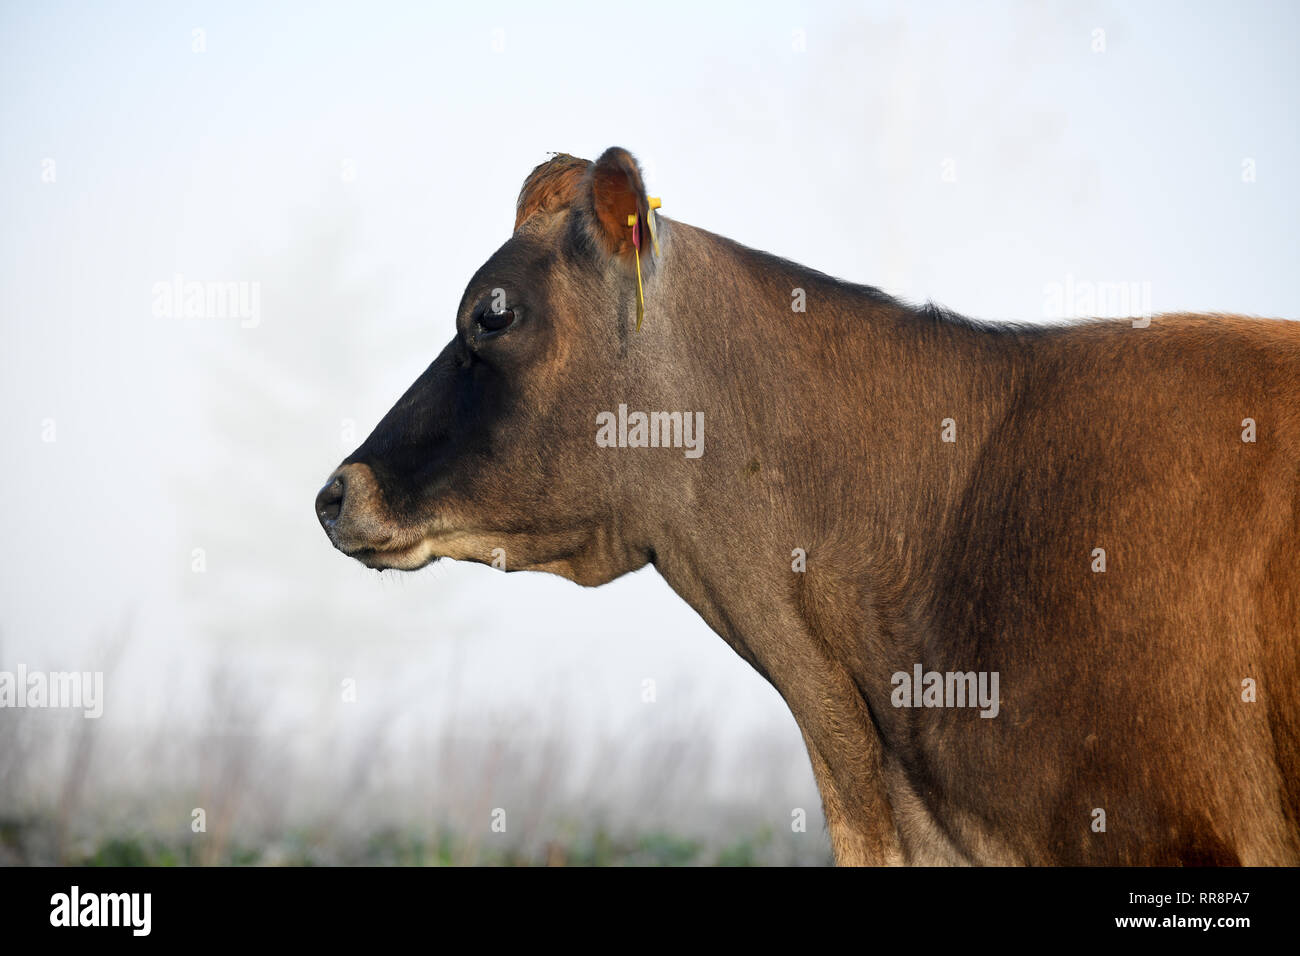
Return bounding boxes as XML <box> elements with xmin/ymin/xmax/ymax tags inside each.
<box><xmin>317</xmin><ymin>463</ymin><xmax>532</xmax><ymax>574</ymax></box>
<box><xmin>346</xmin><ymin>539</ymin><xmax>441</xmax><ymax>572</ymax></box>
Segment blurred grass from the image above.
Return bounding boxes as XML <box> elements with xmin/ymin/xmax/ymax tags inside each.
<box><xmin>1</xmin><ymin>814</ymin><xmax>791</xmax><ymax>866</ymax></box>
<box><xmin>0</xmin><ymin>640</ymin><xmax>831</xmax><ymax>867</ymax></box>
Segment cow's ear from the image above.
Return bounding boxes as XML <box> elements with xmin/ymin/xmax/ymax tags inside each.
<box><xmin>583</xmin><ymin>147</ymin><xmax>650</xmax><ymax>262</ymax></box>
<box><xmin>515</xmin><ymin>153</ymin><xmax>589</xmax><ymax>231</ymax></box>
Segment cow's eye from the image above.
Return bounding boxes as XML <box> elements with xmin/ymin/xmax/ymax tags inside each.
<box><xmin>478</xmin><ymin>308</ymin><xmax>516</xmax><ymax>335</ymax></box>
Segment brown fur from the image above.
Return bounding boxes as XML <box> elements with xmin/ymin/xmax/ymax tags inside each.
<box><xmin>514</xmin><ymin>152</ymin><xmax>589</xmax><ymax>231</ymax></box>
<box><xmin>319</xmin><ymin>148</ymin><xmax>1300</xmax><ymax>866</ymax></box>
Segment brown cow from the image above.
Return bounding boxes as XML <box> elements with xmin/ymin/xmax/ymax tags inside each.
<box><xmin>316</xmin><ymin>147</ymin><xmax>1300</xmax><ymax>865</ymax></box>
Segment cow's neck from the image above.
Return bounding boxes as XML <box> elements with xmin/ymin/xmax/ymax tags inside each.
<box><xmin>644</xmin><ymin>220</ymin><xmax>1028</xmax><ymax>862</ymax></box>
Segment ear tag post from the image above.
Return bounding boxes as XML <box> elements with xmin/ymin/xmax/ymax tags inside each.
<box><xmin>627</xmin><ymin>213</ymin><xmax>645</xmax><ymax>331</ymax></box>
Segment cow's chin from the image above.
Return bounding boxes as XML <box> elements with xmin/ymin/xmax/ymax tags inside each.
<box><xmin>345</xmin><ymin>530</ymin><xmax>507</xmax><ymax>573</ymax></box>
<box><xmin>349</xmin><ymin>538</ymin><xmax>442</xmax><ymax>572</ymax></box>
<box><xmin>348</xmin><ymin>526</ymin><xmax>647</xmax><ymax>587</ymax></box>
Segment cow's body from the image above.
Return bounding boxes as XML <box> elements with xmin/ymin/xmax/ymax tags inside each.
<box><xmin>319</xmin><ymin>148</ymin><xmax>1300</xmax><ymax>864</ymax></box>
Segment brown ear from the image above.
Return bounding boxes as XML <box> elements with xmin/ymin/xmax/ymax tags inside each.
<box><xmin>583</xmin><ymin>147</ymin><xmax>650</xmax><ymax>261</ymax></box>
<box><xmin>515</xmin><ymin>153</ymin><xmax>591</xmax><ymax>231</ymax></box>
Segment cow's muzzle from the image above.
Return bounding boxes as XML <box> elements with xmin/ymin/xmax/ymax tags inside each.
<box><xmin>315</xmin><ymin>462</ymin><xmax>395</xmax><ymax>558</ymax></box>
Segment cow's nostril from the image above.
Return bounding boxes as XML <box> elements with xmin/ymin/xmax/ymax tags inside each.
<box><xmin>315</xmin><ymin>476</ymin><xmax>346</xmax><ymax>528</ymax></box>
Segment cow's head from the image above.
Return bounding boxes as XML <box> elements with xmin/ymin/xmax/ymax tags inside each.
<box><xmin>315</xmin><ymin>147</ymin><xmax>689</xmax><ymax>586</ymax></box>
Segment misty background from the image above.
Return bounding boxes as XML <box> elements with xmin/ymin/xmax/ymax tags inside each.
<box><xmin>1</xmin><ymin>0</ymin><xmax>1297</xmax><ymax>863</ymax></box>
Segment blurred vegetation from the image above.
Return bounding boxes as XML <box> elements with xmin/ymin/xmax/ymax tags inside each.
<box><xmin>1</xmin><ymin>814</ymin><xmax>799</xmax><ymax>867</ymax></box>
<box><xmin>0</xmin><ymin>626</ymin><xmax>830</xmax><ymax>868</ymax></box>
<box><xmin>0</xmin><ymin>679</ymin><xmax>830</xmax><ymax>867</ymax></box>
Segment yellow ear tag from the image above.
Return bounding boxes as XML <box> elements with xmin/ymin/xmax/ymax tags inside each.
<box><xmin>647</xmin><ymin>196</ymin><xmax>662</xmax><ymax>257</ymax></box>
<box><xmin>627</xmin><ymin>212</ymin><xmax>645</xmax><ymax>331</ymax></box>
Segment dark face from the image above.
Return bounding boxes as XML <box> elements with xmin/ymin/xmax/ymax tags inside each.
<box><xmin>315</xmin><ymin>149</ymin><xmax>663</xmax><ymax>584</ymax></box>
